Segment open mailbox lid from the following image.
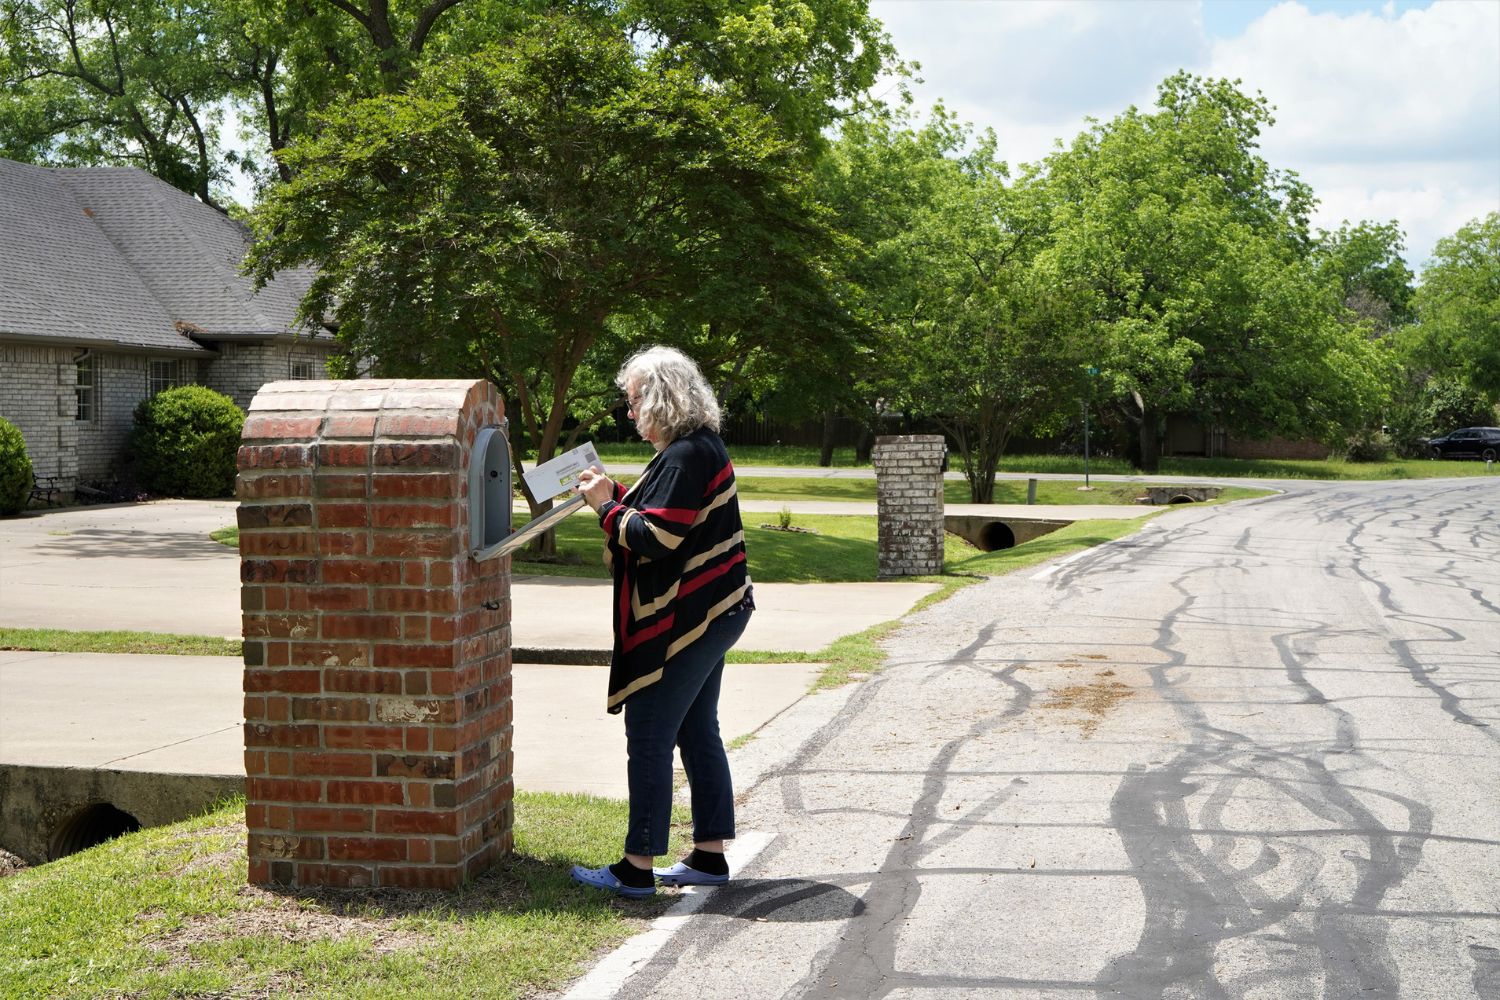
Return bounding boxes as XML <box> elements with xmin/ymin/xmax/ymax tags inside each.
<box><xmin>469</xmin><ymin>436</ymin><xmax>602</xmax><ymax>561</ymax></box>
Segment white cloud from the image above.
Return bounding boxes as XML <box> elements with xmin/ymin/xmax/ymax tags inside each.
<box><xmin>868</xmin><ymin>0</ymin><xmax>1500</xmax><ymax>270</ymax></box>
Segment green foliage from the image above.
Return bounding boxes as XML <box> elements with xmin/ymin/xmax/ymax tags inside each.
<box><xmin>1404</xmin><ymin>212</ymin><xmax>1500</xmax><ymax>402</ymax></box>
<box><xmin>1034</xmin><ymin>72</ymin><xmax>1391</xmax><ymax>471</ymax></box>
<box><xmin>0</xmin><ymin>415</ymin><xmax>32</xmax><ymax>515</ymax></box>
<box><xmin>247</xmin><ymin>7</ymin><xmax>882</xmax><ymax>523</ymax></box>
<box><xmin>1314</xmin><ymin>219</ymin><xmax>1415</xmax><ymax>331</ymax></box>
<box><xmin>129</xmin><ymin>386</ymin><xmax>244</xmax><ymax>498</ymax></box>
<box><xmin>1384</xmin><ymin>372</ymin><xmax>1496</xmax><ymax>457</ymax></box>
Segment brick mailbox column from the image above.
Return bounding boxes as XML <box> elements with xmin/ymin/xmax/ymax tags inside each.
<box><xmin>237</xmin><ymin>379</ymin><xmax>511</xmax><ymax>889</ymax></box>
<box><xmin>872</xmin><ymin>434</ymin><xmax>946</xmax><ymax>579</ymax></box>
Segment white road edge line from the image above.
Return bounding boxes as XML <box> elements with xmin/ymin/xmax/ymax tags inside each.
<box><xmin>562</xmin><ymin>830</ymin><xmax>776</xmax><ymax>1000</ymax></box>
<box><xmin>1030</xmin><ymin>547</ymin><xmax>1091</xmax><ymax>580</ymax></box>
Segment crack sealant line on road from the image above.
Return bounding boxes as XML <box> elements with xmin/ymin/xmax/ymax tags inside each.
<box><xmin>561</xmin><ymin>831</ymin><xmax>775</xmax><ymax>1000</ymax></box>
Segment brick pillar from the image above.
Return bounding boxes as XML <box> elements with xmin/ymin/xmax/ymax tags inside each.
<box><xmin>872</xmin><ymin>434</ymin><xmax>946</xmax><ymax>579</ymax></box>
<box><xmin>236</xmin><ymin>379</ymin><xmax>512</xmax><ymax>889</ymax></box>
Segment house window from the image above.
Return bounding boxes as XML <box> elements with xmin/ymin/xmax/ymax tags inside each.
<box><xmin>75</xmin><ymin>354</ymin><xmax>94</xmax><ymax>421</ymax></box>
<box><xmin>149</xmin><ymin>360</ymin><xmax>182</xmax><ymax>395</ymax></box>
<box><xmin>290</xmin><ymin>359</ymin><xmax>319</xmax><ymax>380</ymax></box>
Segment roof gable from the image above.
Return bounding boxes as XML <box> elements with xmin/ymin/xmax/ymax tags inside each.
<box><xmin>0</xmin><ymin>158</ymin><xmax>320</xmax><ymax>353</ymax></box>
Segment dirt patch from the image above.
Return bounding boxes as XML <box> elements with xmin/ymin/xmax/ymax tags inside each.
<box><xmin>0</xmin><ymin>847</ymin><xmax>27</xmax><ymax>879</ymax></box>
<box><xmin>1044</xmin><ymin>670</ymin><xmax>1134</xmax><ymax>737</ymax></box>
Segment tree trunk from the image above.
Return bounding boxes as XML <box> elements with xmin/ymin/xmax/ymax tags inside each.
<box><xmin>1138</xmin><ymin>404</ymin><xmax>1162</xmax><ymax>474</ymax></box>
<box><xmin>819</xmin><ymin>409</ymin><xmax>836</xmax><ymax>467</ymax></box>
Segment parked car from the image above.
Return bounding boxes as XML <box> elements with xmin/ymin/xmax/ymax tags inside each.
<box><xmin>1427</xmin><ymin>427</ymin><xmax>1500</xmax><ymax>460</ymax></box>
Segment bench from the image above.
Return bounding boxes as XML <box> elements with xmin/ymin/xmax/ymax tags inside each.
<box><xmin>29</xmin><ymin>474</ymin><xmax>64</xmax><ymax>508</ymax></box>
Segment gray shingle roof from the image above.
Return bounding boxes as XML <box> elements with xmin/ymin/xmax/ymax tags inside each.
<box><xmin>0</xmin><ymin>158</ymin><xmax>321</xmax><ymax>354</ymax></box>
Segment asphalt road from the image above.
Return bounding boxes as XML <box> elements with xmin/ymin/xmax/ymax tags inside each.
<box><xmin>589</xmin><ymin>477</ymin><xmax>1500</xmax><ymax>999</ymax></box>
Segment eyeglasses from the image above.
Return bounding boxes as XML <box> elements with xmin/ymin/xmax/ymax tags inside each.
<box><xmin>625</xmin><ymin>392</ymin><xmax>643</xmax><ymax>412</ymax></box>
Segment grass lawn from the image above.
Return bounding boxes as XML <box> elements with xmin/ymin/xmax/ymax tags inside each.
<box><xmin>588</xmin><ymin>442</ymin><xmax>1497</xmax><ymax>481</ymax></box>
<box><xmin>0</xmin><ymin>793</ymin><xmax>688</xmax><ymax>1000</ymax></box>
<box><xmin>0</xmin><ymin>627</ymin><xmax>241</xmax><ymax>657</ymax></box>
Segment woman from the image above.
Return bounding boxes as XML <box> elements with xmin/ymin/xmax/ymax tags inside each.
<box><xmin>570</xmin><ymin>346</ymin><xmax>754</xmax><ymax>899</ymax></box>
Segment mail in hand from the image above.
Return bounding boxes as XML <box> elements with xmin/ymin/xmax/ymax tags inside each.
<box><xmin>522</xmin><ymin>442</ymin><xmax>605</xmax><ymax>500</ymax></box>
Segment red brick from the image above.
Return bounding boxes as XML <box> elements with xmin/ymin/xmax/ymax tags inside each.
<box><xmin>403</xmin><ymin>672</ymin><xmax>428</xmax><ymax>696</ymax></box>
<box><xmin>376</xmin><ymin>754</ymin><xmax>455</xmax><ymax>779</ymax></box>
<box><xmin>241</xmin><ymin>560</ymin><xmax>318</xmax><ymax>584</ymax></box>
<box><xmin>323</xmin><ymin>669</ymin><xmax>400</xmax><ymax>694</ymax></box>
<box><xmin>379</xmin><ymin>866</ymin><xmax>462</xmax><ymax>889</ymax></box>
<box><xmin>375</xmin><ymin>810</ymin><xmax>460</xmax><ymax>836</ymax></box>
<box><xmin>291</xmin><ymin>642</ymin><xmax>370</xmax><ymax>668</ymax></box>
<box><xmin>309</xmin><ymin>586</ymin><xmax>369</xmax><ymax>612</ymax></box>
<box><xmin>429</xmin><ymin>617</ymin><xmax>456</xmax><ymax>643</ymax></box>
<box><xmin>314</xmin><ymin>474</ymin><xmax>371</xmax><ymax>499</ymax></box>
<box><xmin>372</xmin><ymin>643</ymin><xmax>454</xmax><ymax>669</ymax></box>
<box><xmin>244</xmin><ymin>669</ymin><xmax>320</xmax><ymax>693</ymax></box>
<box><xmin>323</xmin><ymin>725</ymin><xmax>407</xmax><ymax>750</ymax></box>
<box><xmin>291</xmin><ymin>696</ymin><xmax>370</xmax><ymax>722</ymax></box>
<box><xmin>371</xmin><ymin>503</ymin><xmax>455</xmax><ymax>530</ymax></box>
<box><xmin>238</xmin><ymin>444</ymin><xmax>314</xmax><ymax>470</ymax></box>
<box><xmin>328</xmin><ymin>836</ymin><xmax>408</xmax><ymax>862</ymax></box>
<box><xmin>318</xmin><ymin>504</ymin><xmax>369</xmax><ymax>529</ymax></box>
<box><xmin>239</xmin><ymin>532</ymin><xmax>314</xmax><ymax>557</ymax></box>
<box><xmin>237</xmin><ymin>503</ymin><xmax>313</xmax><ymax>529</ymax></box>
<box><xmin>429</xmin><ymin>562</ymin><xmax>455</xmax><ymax>586</ymax></box>
<box><xmin>265</xmin><ymin>696</ymin><xmax>290</xmax><ymax>723</ymax></box>
<box><xmin>328</xmin><ymin>780</ymin><xmax>405</xmax><ymax>805</ymax></box>
<box><xmin>407</xmin><ymin>838</ymin><xmax>432</xmax><ymax>863</ymax></box>
<box><xmin>293</xmin><ymin>807</ymin><xmax>373</xmax><ymax>833</ymax></box>
<box><xmin>322</xmin><ymin>614</ymin><xmax>400</xmax><ymax>640</ymax></box>
<box><xmin>374</xmin><ymin>588</ymin><xmax>455</xmax><ymax>613</ymax></box>
<box><xmin>243</xmin><ymin>613</ymin><xmax>317</xmax><ymax>639</ymax></box>
<box><xmin>321</xmin><ymin>561</ymin><xmax>403</xmax><ymax>585</ymax></box>
<box><xmin>318</xmin><ymin>443</ymin><xmax>372</xmax><ymax>467</ymax></box>
<box><xmin>247</xmin><ymin>778</ymin><xmax>323</xmax><ymax>803</ymax></box>
<box><xmin>324</xmin><ymin>414</ymin><xmax>378</xmax><ymax>437</ymax></box>
<box><xmin>238</xmin><ymin>473</ymin><xmax>313</xmax><ymax>500</ymax></box>
<box><xmin>267</xmin><ymin>751</ymin><xmax>293</xmax><ymax>776</ymax></box>
<box><xmin>368</xmin><ymin>532</ymin><xmax>456</xmax><ymax>559</ymax></box>
<box><xmin>293</xmin><ymin>752</ymin><xmax>374</xmax><ymax>778</ymax></box>
<box><xmin>377</xmin><ymin>413</ymin><xmax>461</xmax><ymax>438</ymax></box>
<box><xmin>372</xmin><ymin>473</ymin><xmax>458</xmax><ymax>499</ymax></box>
<box><xmin>245</xmin><ymin>749</ymin><xmax>267</xmax><ymax>775</ymax></box>
<box><xmin>296</xmin><ymin>863</ymin><xmax>373</xmax><ymax>888</ymax></box>
<box><xmin>372</xmin><ymin>442</ymin><xmax>457</xmax><ymax>469</ymax></box>
<box><xmin>244</xmin><ymin>722</ymin><xmax>321</xmax><ymax>748</ymax></box>
<box><xmin>242</xmin><ymin>415</ymin><xmax>326</xmax><ymax>441</ymax></box>
<box><xmin>317</xmin><ymin>532</ymin><xmax>369</xmax><ymax>557</ymax></box>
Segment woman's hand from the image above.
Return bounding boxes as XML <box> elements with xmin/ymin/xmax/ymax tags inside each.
<box><xmin>576</xmin><ymin>466</ymin><xmax>615</xmax><ymax>513</ymax></box>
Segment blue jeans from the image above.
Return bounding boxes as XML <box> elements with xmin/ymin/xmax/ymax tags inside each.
<box><xmin>623</xmin><ymin>608</ymin><xmax>750</xmax><ymax>857</ymax></box>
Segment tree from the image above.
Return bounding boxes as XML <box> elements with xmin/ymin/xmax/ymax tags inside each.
<box><xmin>813</xmin><ymin>108</ymin><xmax>1093</xmax><ymax>500</ymax></box>
<box><xmin>0</xmin><ymin>0</ymin><xmax>505</xmax><ymax>204</ymax></box>
<box><xmin>1313</xmin><ymin>220</ymin><xmax>1415</xmax><ymax>333</ymax></box>
<box><xmin>1404</xmin><ymin>212</ymin><xmax>1500</xmax><ymax>402</ymax></box>
<box><xmin>1036</xmin><ymin>73</ymin><xmax>1387</xmax><ymax>470</ymax></box>
<box><xmin>0</xmin><ymin>0</ymin><xmax>244</xmax><ymax>209</ymax></box>
<box><xmin>245</xmin><ymin>11</ymin><xmax>846</xmax><ymax>524</ymax></box>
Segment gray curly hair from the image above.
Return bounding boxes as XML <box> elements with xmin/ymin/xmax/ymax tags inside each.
<box><xmin>617</xmin><ymin>346</ymin><xmax>721</xmax><ymax>445</ymax></box>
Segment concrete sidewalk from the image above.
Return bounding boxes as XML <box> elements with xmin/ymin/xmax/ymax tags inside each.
<box><xmin>0</xmin><ymin>499</ymin><xmax>942</xmax><ymax>649</ymax></box>
<box><xmin>0</xmin><ymin>649</ymin><xmax>819</xmax><ymax>799</ymax></box>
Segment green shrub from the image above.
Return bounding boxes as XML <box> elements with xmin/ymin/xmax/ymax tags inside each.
<box><xmin>0</xmin><ymin>418</ymin><xmax>32</xmax><ymax>515</ymax></box>
<box><xmin>130</xmin><ymin>386</ymin><xmax>244</xmax><ymax>498</ymax></box>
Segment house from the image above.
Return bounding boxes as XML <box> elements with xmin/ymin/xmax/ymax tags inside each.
<box><xmin>0</xmin><ymin>157</ymin><xmax>337</xmax><ymax>495</ymax></box>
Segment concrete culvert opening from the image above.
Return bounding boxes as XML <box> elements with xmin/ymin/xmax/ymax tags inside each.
<box><xmin>49</xmin><ymin>803</ymin><xmax>141</xmax><ymax>860</ymax></box>
<box><xmin>978</xmin><ymin>522</ymin><xmax>1017</xmax><ymax>551</ymax></box>
<box><xmin>1167</xmin><ymin>494</ymin><xmax>1198</xmax><ymax>505</ymax></box>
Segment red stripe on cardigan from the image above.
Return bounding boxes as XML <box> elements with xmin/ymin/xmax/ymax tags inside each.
<box><xmin>639</xmin><ymin>506</ymin><xmax>697</xmax><ymax>525</ymax></box>
<box><xmin>678</xmin><ymin>551</ymin><xmax>747</xmax><ymax>600</ymax></box>
<box><xmin>703</xmin><ymin>461</ymin><xmax>734</xmax><ymax>496</ymax></box>
<box><xmin>621</xmin><ymin>612</ymin><xmax>676</xmax><ymax>653</ymax></box>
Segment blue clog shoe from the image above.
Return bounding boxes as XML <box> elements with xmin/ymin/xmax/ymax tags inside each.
<box><xmin>570</xmin><ymin>863</ymin><xmax>656</xmax><ymax>899</ymax></box>
<box><xmin>652</xmin><ymin>860</ymin><xmax>729</xmax><ymax>886</ymax></box>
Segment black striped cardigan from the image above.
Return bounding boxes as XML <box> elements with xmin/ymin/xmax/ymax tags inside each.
<box><xmin>596</xmin><ymin>426</ymin><xmax>753</xmax><ymax>713</ymax></box>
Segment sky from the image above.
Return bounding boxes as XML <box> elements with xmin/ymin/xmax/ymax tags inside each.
<box><xmin>867</xmin><ymin>0</ymin><xmax>1500</xmax><ymax>272</ymax></box>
